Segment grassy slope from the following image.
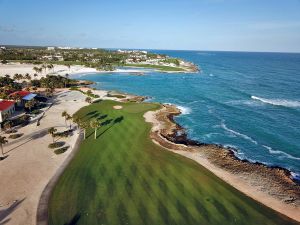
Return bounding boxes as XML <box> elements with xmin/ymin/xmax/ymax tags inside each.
<box><xmin>49</xmin><ymin>100</ymin><xmax>297</xmax><ymax>225</ymax></box>
<box><xmin>125</xmin><ymin>63</ymin><xmax>185</xmax><ymax>72</ymax></box>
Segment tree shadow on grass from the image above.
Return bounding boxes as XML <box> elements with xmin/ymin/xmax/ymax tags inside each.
<box><xmin>114</xmin><ymin>116</ymin><xmax>124</xmax><ymax>124</ymax></box>
<box><xmin>98</xmin><ymin>115</ymin><xmax>108</xmax><ymax>120</ymax></box>
<box><xmin>86</xmin><ymin>116</ymin><xmax>125</xmax><ymax>139</ymax></box>
<box><xmin>87</xmin><ymin>111</ymin><xmax>97</xmax><ymax>116</ymax></box>
<box><xmin>63</xmin><ymin>213</ymin><xmax>81</xmax><ymax>225</ymax></box>
<box><xmin>79</xmin><ymin>111</ymin><xmax>95</xmax><ymax>120</ymax></box>
<box><xmin>101</xmin><ymin>119</ymin><xmax>113</xmax><ymax>126</ymax></box>
<box><xmin>96</xmin><ymin>116</ymin><xmax>125</xmax><ymax>138</ymax></box>
<box><xmin>0</xmin><ymin>198</ymin><xmax>25</xmax><ymax>225</ymax></box>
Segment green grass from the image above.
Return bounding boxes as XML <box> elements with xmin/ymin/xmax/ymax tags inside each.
<box><xmin>125</xmin><ymin>63</ymin><xmax>185</xmax><ymax>72</ymax></box>
<box><xmin>49</xmin><ymin>100</ymin><xmax>298</xmax><ymax>225</ymax></box>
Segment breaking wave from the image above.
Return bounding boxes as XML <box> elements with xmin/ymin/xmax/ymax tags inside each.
<box><xmin>221</xmin><ymin>121</ymin><xmax>258</xmax><ymax>145</ymax></box>
<box><xmin>251</xmin><ymin>96</ymin><xmax>300</xmax><ymax>108</ymax></box>
<box><xmin>177</xmin><ymin>105</ymin><xmax>192</xmax><ymax>115</ymax></box>
<box><xmin>262</xmin><ymin>145</ymin><xmax>300</xmax><ymax>161</ymax></box>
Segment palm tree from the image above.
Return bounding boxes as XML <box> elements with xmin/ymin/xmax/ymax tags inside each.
<box><xmin>25</xmin><ymin>99</ymin><xmax>36</xmax><ymax>112</ymax></box>
<box><xmin>42</xmin><ymin>64</ymin><xmax>47</xmax><ymax>74</ymax></box>
<box><xmin>3</xmin><ymin>120</ymin><xmax>13</xmax><ymax>131</ymax></box>
<box><xmin>33</xmin><ymin>66</ymin><xmax>40</xmax><ymax>74</ymax></box>
<box><xmin>25</xmin><ymin>73</ymin><xmax>31</xmax><ymax>81</ymax></box>
<box><xmin>11</xmin><ymin>93</ymin><xmax>22</xmax><ymax>105</ymax></box>
<box><xmin>13</xmin><ymin>73</ymin><xmax>19</xmax><ymax>81</ymax></box>
<box><xmin>38</xmin><ymin>67</ymin><xmax>43</xmax><ymax>75</ymax></box>
<box><xmin>48</xmin><ymin>127</ymin><xmax>57</xmax><ymax>143</ymax></box>
<box><xmin>79</xmin><ymin>121</ymin><xmax>89</xmax><ymax>140</ymax></box>
<box><xmin>85</xmin><ymin>97</ymin><xmax>92</xmax><ymax>104</ymax></box>
<box><xmin>86</xmin><ymin>90</ymin><xmax>92</xmax><ymax>96</ymax></box>
<box><xmin>72</xmin><ymin>116</ymin><xmax>80</xmax><ymax>132</ymax></box>
<box><xmin>65</xmin><ymin>64</ymin><xmax>71</xmax><ymax>71</ymax></box>
<box><xmin>90</xmin><ymin>118</ymin><xmax>100</xmax><ymax>139</ymax></box>
<box><xmin>66</xmin><ymin>114</ymin><xmax>72</xmax><ymax>130</ymax></box>
<box><xmin>61</xmin><ymin>111</ymin><xmax>68</xmax><ymax>127</ymax></box>
<box><xmin>0</xmin><ymin>136</ymin><xmax>8</xmax><ymax>158</ymax></box>
<box><xmin>47</xmin><ymin>64</ymin><xmax>54</xmax><ymax>73</ymax></box>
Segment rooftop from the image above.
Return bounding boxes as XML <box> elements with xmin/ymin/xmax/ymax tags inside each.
<box><xmin>9</xmin><ymin>91</ymin><xmax>31</xmax><ymax>98</ymax></box>
<box><xmin>23</xmin><ymin>93</ymin><xmax>37</xmax><ymax>101</ymax></box>
<box><xmin>0</xmin><ymin>100</ymin><xmax>15</xmax><ymax>111</ymax></box>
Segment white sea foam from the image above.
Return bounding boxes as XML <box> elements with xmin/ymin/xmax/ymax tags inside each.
<box><xmin>251</xmin><ymin>96</ymin><xmax>300</xmax><ymax>108</ymax></box>
<box><xmin>221</xmin><ymin>121</ymin><xmax>258</xmax><ymax>145</ymax></box>
<box><xmin>224</xmin><ymin>144</ymin><xmax>239</xmax><ymax>150</ymax></box>
<box><xmin>203</xmin><ymin>132</ymin><xmax>221</xmax><ymax>139</ymax></box>
<box><xmin>226</xmin><ymin>100</ymin><xmax>262</xmax><ymax>107</ymax></box>
<box><xmin>291</xmin><ymin>172</ymin><xmax>300</xmax><ymax>181</ymax></box>
<box><xmin>177</xmin><ymin>105</ymin><xmax>192</xmax><ymax>115</ymax></box>
<box><xmin>262</xmin><ymin>145</ymin><xmax>300</xmax><ymax>161</ymax></box>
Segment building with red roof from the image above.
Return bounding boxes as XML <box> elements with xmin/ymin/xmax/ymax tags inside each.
<box><xmin>9</xmin><ymin>91</ymin><xmax>37</xmax><ymax>107</ymax></box>
<box><xmin>0</xmin><ymin>100</ymin><xmax>15</xmax><ymax>123</ymax></box>
<box><xmin>9</xmin><ymin>91</ymin><xmax>31</xmax><ymax>99</ymax></box>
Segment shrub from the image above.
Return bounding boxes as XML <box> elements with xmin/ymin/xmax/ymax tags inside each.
<box><xmin>48</xmin><ymin>141</ymin><xmax>65</xmax><ymax>149</ymax></box>
<box><xmin>9</xmin><ymin>133</ymin><xmax>23</xmax><ymax>139</ymax></box>
<box><xmin>107</xmin><ymin>93</ymin><xmax>126</xmax><ymax>99</ymax></box>
<box><xmin>54</xmin><ymin>146</ymin><xmax>70</xmax><ymax>155</ymax></box>
<box><xmin>31</xmin><ymin>109</ymin><xmax>42</xmax><ymax>115</ymax></box>
<box><xmin>53</xmin><ymin>130</ymin><xmax>71</xmax><ymax>138</ymax></box>
<box><xmin>69</xmin><ymin>86</ymin><xmax>79</xmax><ymax>91</ymax></box>
<box><xmin>5</xmin><ymin>129</ymin><xmax>17</xmax><ymax>134</ymax></box>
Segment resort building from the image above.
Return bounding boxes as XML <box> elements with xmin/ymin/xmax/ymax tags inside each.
<box><xmin>0</xmin><ymin>100</ymin><xmax>15</xmax><ymax>123</ymax></box>
<box><xmin>9</xmin><ymin>91</ymin><xmax>37</xmax><ymax>107</ymax></box>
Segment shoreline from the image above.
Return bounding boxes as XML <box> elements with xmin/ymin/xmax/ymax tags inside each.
<box><xmin>73</xmin><ymin>75</ymin><xmax>300</xmax><ymax>222</ymax></box>
<box><xmin>33</xmin><ymin>89</ymin><xmax>300</xmax><ymax>224</ymax></box>
<box><xmin>143</xmin><ymin>103</ymin><xmax>300</xmax><ymax>222</ymax></box>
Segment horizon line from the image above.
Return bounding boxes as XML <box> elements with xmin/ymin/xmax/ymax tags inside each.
<box><xmin>1</xmin><ymin>43</ymin><xmax>300</xmax><ymax>54</ymax></box>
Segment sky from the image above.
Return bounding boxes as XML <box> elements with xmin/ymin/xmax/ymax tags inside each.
<box><xmin>0</xmin><ymin>0</ymin><xmax>300</xmax><ymax>52</ymax></box>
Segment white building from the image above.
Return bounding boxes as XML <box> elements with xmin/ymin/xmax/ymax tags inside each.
<box><xmin>47</xmin><ymin>47</ymin><xmax>55</xmax><ymax>50</ymax></box>
<box><xmin>0</xmin><ymin>100</ymin><xmax>15</xmax><ymax>123</ymax></box>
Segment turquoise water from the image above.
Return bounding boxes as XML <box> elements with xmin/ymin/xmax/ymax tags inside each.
<box><xmin>75</xmin><ymin>51</ymin><xmax>300</xmax><ymax>179</ymax></box>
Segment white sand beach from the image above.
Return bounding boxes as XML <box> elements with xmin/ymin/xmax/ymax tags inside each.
<box><xmin>0</xmin><ymin>63</ymin><xmax>148</xmax><ymax>80</ymax></box>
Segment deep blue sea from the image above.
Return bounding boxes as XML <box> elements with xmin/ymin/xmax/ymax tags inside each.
<box><xmin>75</xmin><ymin>51</ymin><xmax>300</xmax><ymax>178</ymax></box>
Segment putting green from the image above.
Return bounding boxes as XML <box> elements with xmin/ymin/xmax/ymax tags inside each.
<box><xmin>48</xmin><ymin>100</ymin><xmax>298</xmax><ymax>225</ymax></box>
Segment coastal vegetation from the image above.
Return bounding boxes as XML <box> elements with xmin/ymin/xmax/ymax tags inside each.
<box><xmin>0</xmin><ymin>46</ymin><xmax>198</xmax><ymax>73</ymax></box>
<box><xmin>125</xmin><ymin>63</ymin><xmax>185</xmax><ymax>72</ymax></box>
<box><xmin>48</xmin><ymin>100</ymin><xmax>297</xmax><ymax>225</ymax></box>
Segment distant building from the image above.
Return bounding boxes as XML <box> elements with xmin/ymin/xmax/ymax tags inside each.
<box><xmin>47</xmin><ymin>47</ymin><xmax>55</xmax><ymax>50</ymax></box>
<box><xmin>0</xmin><ymin>46</ymin><xmax>6</xmax><ymax>50</ymax></box>
<box><xmin>0</xmin><ymin>100</ymin><xmax>15</xmax><ymax>123</ymax></box>
<box><xmin>53</xmin><ymin>55</ymin><xmax>64</xmax><ymax>61</ymax></box>
<box><xmin>41</xmin><ymin>55</ymin><xmax>64</xmax><ymax>61</ymax></box>
<box><xmin>58</xmin><ymin>46</ymin><xmax>72</xmax><ymax>50</ymax></box>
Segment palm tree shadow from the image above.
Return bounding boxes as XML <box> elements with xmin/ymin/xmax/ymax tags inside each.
<box><xmin>97</xmin><ymin>116</ymin><xmax>124</xmax><ymax>138</ymax></box>
<box><xmin>5</xmin><ymin>129</ymin><xmax>48</xmax><ymax>154</ymax></box>
<box><xmin>0</xmin><ymin>198</ymin><xmax>25</xmax><ymax>225</ymax></box>
<box><xmin>63</xmin><ymin>213</ymin><xmax>81</xmax><ymax>225</ymax></box>
<box><xmin>0</xmin><ymin>155</ymin><xmax>9</xmax><ymax>161</ymax></box>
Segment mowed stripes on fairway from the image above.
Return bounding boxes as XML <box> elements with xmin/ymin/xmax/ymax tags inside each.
<box><xmin>48</xmin><ymin>100</ymin><xmax>298</xmax><ymax>225</ymax></box>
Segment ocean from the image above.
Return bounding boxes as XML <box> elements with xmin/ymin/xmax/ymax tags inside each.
<box><xmin>74</xmin><ymin>50</ymin><xmax>300</xmax><ymax>179</ymax></box>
